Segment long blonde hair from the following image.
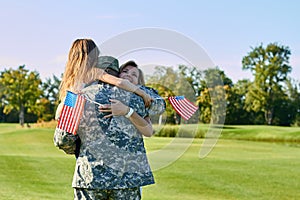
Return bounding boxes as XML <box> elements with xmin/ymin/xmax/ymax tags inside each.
<box><xmin>59</xmin><ymin>39</ymin><xmax>100</xmax><ymax>101</ymax></box>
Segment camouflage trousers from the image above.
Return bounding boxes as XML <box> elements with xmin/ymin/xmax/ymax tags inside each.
<box><xmin>74</xmin><ymin>187</ymin><xmax>141</xmax><ymax>200</ymax></box>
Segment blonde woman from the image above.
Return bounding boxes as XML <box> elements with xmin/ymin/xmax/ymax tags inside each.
<box><xmin>56</xmin><ymin>39</ymin><xmax>152</xmax><ymax>119</ymax></box>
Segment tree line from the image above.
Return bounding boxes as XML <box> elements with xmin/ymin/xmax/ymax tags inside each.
<box><xmin>1</xmin><ymin>43</ymin><xmax>299</xmax><ymax>126</ymax></box>
<box><xmin>0</xmin><ymin>65</ymin><xmax>60</xmax><ymax>126</ymax></box>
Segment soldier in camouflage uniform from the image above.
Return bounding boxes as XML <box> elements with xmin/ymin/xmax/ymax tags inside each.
<box><xmin>54</xmin><ymin>56</ymin><xmax>165</xmax><ymax>200</ymax></box>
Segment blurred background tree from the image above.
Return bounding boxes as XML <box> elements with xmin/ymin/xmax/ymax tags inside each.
<box><xmin>242</xmin><ymin>43</ymin><xmax>292</xmax><ymax>125</ymax></box>
<box><xmin>0</xmin><ymin>42</ymin><xmax>299</xmax><ymax>126</ymax></box>
<box><xmin>0</xmin><ymin>65</ymin><xmax>42</xmax><ymax>126</ymax></box>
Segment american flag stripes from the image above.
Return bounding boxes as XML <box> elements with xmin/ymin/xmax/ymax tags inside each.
<box><xmin>168</xmin><ymin>96</ymin><xmax>198</xmax><ymax>120</ymax></box>
<box><xmin>57</xmin><ymin>91</ymin><xmax>85</xmax><ymax>135</ymax></box>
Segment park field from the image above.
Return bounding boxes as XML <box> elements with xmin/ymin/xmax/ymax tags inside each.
<box><xmin>0</xmin><ymin>123</ymin><xmax>300</xmax><ymax>199</ymax></box>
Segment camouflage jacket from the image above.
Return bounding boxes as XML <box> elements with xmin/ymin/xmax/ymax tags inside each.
<box><xmin>53</xmin><ymin>82</ymin><xmax>165</xmax><ymax>189</ymax></box>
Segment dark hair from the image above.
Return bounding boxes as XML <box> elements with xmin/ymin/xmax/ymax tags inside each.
<box><xmin>120</xmin><ymin>60</ymin><xmax>145</xmax><ymax>85</ymax></box>
<box><xmin>120</xmin><ymin>60</ymin><xmax>138</xmax><ymax>72</ymax></box>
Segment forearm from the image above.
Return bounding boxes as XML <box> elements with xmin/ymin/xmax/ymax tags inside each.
<box><xmin>100</xmin><ymin>72</ymin><xmax>139</xmax><ymax>92</ymax></box>
<box><xmin>128</xmin><ymin>112</ymin><xmax>154</xmax><ymax>137</ymax></box>
<box><xmin>102</xmin><ymin>99</ymin><xmax>154</xmax><ymax>136</ymax></box>
<box><xmin>100</xmin><ymin>72</ymin><xmax>150</xmax><ymax>102</ymax></box>
<box><xmin>55</xmin><ymin>103</ymin><xmax>63</xmax><ymax>120</ymax></box>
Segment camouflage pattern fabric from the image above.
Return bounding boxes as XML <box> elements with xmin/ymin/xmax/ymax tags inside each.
<box><xmin>53</xmin><ymin>128</ymin><xmax>78</xmax><ymax>154</ymax></box>
<box><xmin>74</xmin><ymin>187</ymin><xmax>140</xmax><ymax>200</ymax></box>
<box><xmin>54</xmin><ymin>82</ymin><xmax>166</xmax><ymax>190</ymax></box>
<box><xmin>97</xmin><ymin>56</ymin><xmax>120</xmax><ymax>73</ymax></box>
<box><xmin>140</xmin><ymin>85</ymin><xmax>166</xmax><ymax>116</ymax></box>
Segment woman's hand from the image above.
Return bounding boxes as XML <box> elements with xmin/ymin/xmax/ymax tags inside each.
<box><xmin>134</xmin><ymin>88</ymin><xmax>153</xmax><ymax>108</ymax></box>
<box><xmin>99</xmin><ymin>99</ymin><xmax>129</xmax><ymax>118</ymax></box>
<box><xmin>141</xmin><ymin>91</ymin><xmax>153</xmax><ymax>108</ymax></box>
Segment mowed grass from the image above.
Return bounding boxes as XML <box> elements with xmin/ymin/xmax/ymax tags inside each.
<box><xmin>143</xmin><ymin>138</ymin><xmax>300</xmax><ymax>200</ymax></box>
<box><xmin>0</xmin><ymin>124</ymin><xmax>300</xmax><ymax>199</ymax></box>
<box><xmin>0</xmin><ymin>124</ymin><xmax>75</xmax><ymax>199</ymax></box>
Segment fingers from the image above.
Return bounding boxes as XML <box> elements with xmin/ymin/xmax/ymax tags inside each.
<box><xmin>147</xmin><ymin>98</ymin><xmax>154</xmax><ymax>107</ymax></box>
<box><xmin>109</xmin><ymin>99</ymin><xmax>119</xmax><ymax>104</ymax></box>
<box><xmin>99</xmin><ymin>99</ymin><xmax>132</xmax><ymax>116</ymax></box>
<box><xmin>142</xmin><ymin>94</ymin><xmax>153</xmax><ymax>108</ymax></box>
<box><xmin>145</xmin><ymin>99</ymin><xmax>152</xmax><ymax>107</ymax></box>
<box><xmin>99</xmin><ymin>109</ymin><xmax>112</xmax><ymax>112</ymax></box>
<box><xmin>99</xmin><ymin>104</ymin><xmax>111</xmax><ymax>112</ymax></box>
<box><xmin>103</xmin><ymin>114</ymin><xmax>113</xmax><ymax>118</ymax></box>
<box><xmin>99</xmin><ymin>104</ymin><xmax>111</xmax><ymax>109</ymax></box>
<box><xmin>145</xmin><ymin>101</ymin><xmax>150</xmax><ymax>108</ymax></box>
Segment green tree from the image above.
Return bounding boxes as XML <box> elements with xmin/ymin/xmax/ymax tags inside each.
<box><xmin>146</xmin><ymin>83</ymin><xmax>176</xmax><ymax>124</ymax></box>
<box><xmin>284</xmin><ymin>79</ymin><xmax>300</xmax><ymax>126</ymax></box>
<box><xmin>242</xmin><ymin>43</ymin><xmax>291</xmax><ymax>125</ymax></box>
<box><xmin>0</xmin><ymin>65</ymin><xmax>43</xmax><ymax>126</ymax></box>
<box><xmin>39</xmin><ymin>74</ymin><xmax>61</xmax><ymax>121</ymax></box>
<box><xmin>147</xmin><ymin>66</ymin><xmax>182</xmax><ymax>124</ymax></box>
<box><xmin>197</xmin><ymin>67</ymin><xmax>228</xmax><ymax>124</ymax></box>
<box><xmin>197</xmin><ymin>87</ymin><xmax>211</xmax><ymax>123</ymax></box>
<box><xmin>225</xmin><ymin>79</ymin><xmax>264</xmax><ymax>125</ymax></box>
<box><xmin>178</xmin><ymin>65</ymin><xmax>202</xmax><ymax>96</ymax></box>
<box><xmin>146</xmin><ymin>65</ymin><xmax>199</xmax><ymax>124</ymax></box>
<box><xmin>0</xmin><ymin>82</ymin><xmax>5</xmax><ymax>122</ymax></box>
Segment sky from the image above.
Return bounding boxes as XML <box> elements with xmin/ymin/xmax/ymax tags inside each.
<box><xmin>0</xmin><ymin>0</ymin><xmax>299</xmax><ymax>83</ymax></box>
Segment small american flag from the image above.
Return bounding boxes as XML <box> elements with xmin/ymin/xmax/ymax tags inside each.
<box><xmin>168</xmin><ymin>96</ymin><xmax>198</xmax><ymax>120</ymax></box>
<box><xmin>57</xmin><ymin>91</ymin><xmax>85</xmax><ymax>135</ymax></box>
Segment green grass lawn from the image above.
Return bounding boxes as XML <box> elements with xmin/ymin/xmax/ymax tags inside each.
<box><xmin>0</xmin><ymin>124</ymin><xmax>300</xmax><ymax>199</ymax></box>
